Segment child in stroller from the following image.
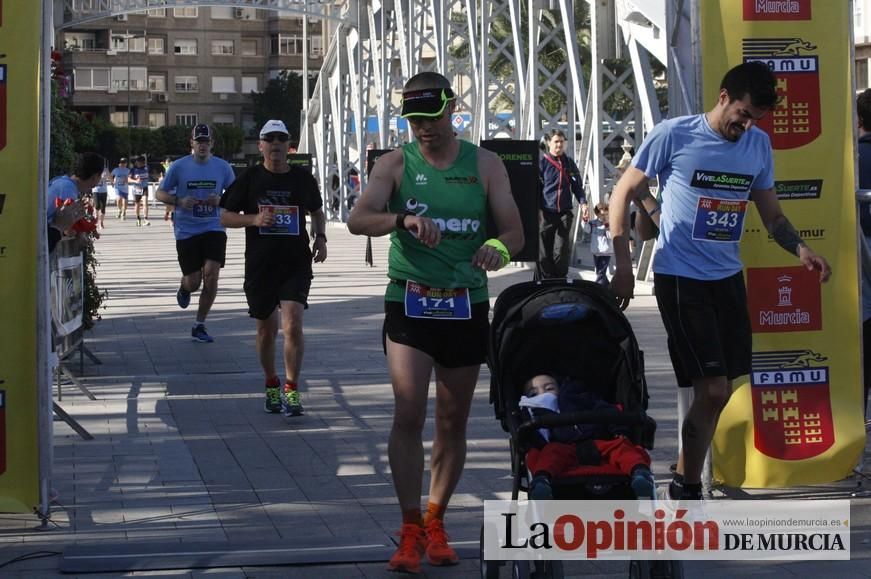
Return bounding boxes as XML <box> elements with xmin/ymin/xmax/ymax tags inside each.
<box><xmin>520</xmin><ymin>374</ymin><xmax>655</xmax><ymax>500</ymax></box>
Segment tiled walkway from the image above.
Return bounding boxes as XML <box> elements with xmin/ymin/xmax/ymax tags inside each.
<box><xmin>0</xmin><ymin>216</ymin><xmax>869</xmax><ymax>577</ymax></box>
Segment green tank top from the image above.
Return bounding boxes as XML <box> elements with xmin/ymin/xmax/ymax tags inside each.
<box><xmin>385</xmin><ymin>140</ymin><xmax>489</xmax><ymax>303</ymax></box>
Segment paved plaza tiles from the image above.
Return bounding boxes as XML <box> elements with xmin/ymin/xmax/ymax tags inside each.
<box><xmin>1</xmin><ymin>215</ymin><xmax>871</xmax><ymax>577</ymax></box>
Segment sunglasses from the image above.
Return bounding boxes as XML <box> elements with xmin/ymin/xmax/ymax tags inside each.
<box><xmin>408</xmin><ymin>111</ymin><xmax>447</xmax><ymax>123</ymax></box>
<box><xmin>261</xmin><ymin>134</ymin><xmax>289</xmax><ymax>143</ymax></box>
<box><xmin>193</xmin><ymin>138</ymin><xmax>210</xmax><ymax>143</ymax></box>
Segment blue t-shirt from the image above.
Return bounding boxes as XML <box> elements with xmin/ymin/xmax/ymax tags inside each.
<box><xmin>111</xmin><ymin>167</ymin><xmax>130</xmax><ymax>193</ymax></box>
<box><xmin>47</xmin><ymin>175</ymin><xmax>79</xmax><ymax>222</ymax></box>
<box><xmin>130</xmin><ymin>166</ymin><xmax>149</xmax><ymax>194</ymax></box>
<box><xmin>632</xmin><ymin>114</ymin><xmax>774</xmax><ymax>280</ymax></box>
<box><xmin>160</xmin><ymin>155</ymin><xmax>236</xmax><ymax>240</ymax></box>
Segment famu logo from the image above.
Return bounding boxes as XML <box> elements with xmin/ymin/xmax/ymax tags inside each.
<box><xmin>750</xmin><ymin>350</ymin><xmax>834</xmax><ymax>460</ymax></box>
<box><xmin>744</xmin><ymin>37</ymin><xmax>820</xmax><ymax>149</ymax></box>
<box><xmin>691</xmin><ymin>170</ymin><xmax>753</xmax><ymax>192</ymax></box>
<box><xmin>775</xmin><ymin>179</ymin><xmax>822</xmax><ymax>200</ymax></box>
<box><xmin>405</xmin><ymin>198</ymin><xmax>481</xmax><ymax>240</ymax></box>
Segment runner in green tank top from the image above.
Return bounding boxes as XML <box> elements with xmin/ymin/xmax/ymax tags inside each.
<box><xmin>348</xmin><ymin>72</ymin><xmax>524</xmax><ymax>573</ymax></box>
<box><xmin>385</xmin><ymin>139</ymin><xmax>489</xmax><ymax>304</ymax></box>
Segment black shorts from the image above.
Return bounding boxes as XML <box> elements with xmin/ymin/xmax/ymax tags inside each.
<box><xmin>134</xmin><ymin>190</ymin><xmax>146</xmax><ymax>201</ymax></box>
<box><xmin>176</xmin><ymin>231</ymin><xmax>227</xmax><ymax>276</ymax></box>
<box><xmin>95</xmin><ymin>193</ymin><xmax>108</xmax><ymax>212</ymax></box>
<box><xmin>654</xmin><ymin>272</ymin><xmax>751</xmax><ymax>387</ymax></box>
<box><xmin>382</xmin><ymin>300</ymin><xmax>490</xmax><ymax>368</ymax></box>
<box><xmin>244</xmin><ymin>268</ymin><xmax>313</xmax><ymax>320</ymax></box>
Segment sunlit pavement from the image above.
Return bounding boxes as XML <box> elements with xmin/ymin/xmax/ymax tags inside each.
<box><xmin>0</xmin><ymin>212</ymin><xmax>869</xmax><ymax>578</ymax></box>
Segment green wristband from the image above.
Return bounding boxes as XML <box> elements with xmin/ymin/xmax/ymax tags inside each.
<box><xmin>484</xmin><ymin>238</ymin><xmax>511</xmax><ymax>268</ymax></box>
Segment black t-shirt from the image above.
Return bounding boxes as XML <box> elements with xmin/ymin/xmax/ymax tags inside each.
<box><xmin>220</xmin><ymin>164</ymin><xmax>323</xmax><ymax>278</ymax></box>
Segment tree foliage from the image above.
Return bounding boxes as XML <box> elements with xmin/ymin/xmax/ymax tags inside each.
<box><xmin>251</xmin><ymin>70</ymin><xmax>304</xmax><ymax>142</ymax></box>
<box><xmin>49</xmin><ymin>83</ymin><xmax>78</xmax><ymax>178</ymax></box>
<box><xmin>211</xmin><ymin>125</ymin><xmax>245</xmax><ymax>160</ymax></box>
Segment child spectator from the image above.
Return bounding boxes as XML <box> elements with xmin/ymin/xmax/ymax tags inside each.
<box><xmin>519</xmin><ymin>374</ymin><xmax>655</xmax><ymax>500</ymax></box>
<box><xmin>583</xmin><ymin>202</ymin><xmax>614</xmax><ymax>286</ymax></box>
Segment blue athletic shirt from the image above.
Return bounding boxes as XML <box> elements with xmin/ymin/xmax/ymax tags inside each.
<box><xmin>111</xmin><ymin>167</ymin><xmax>130</xmax><ymax>193</ymax></box>
<box><xmin>159</xmin><ymin>155</ymin><xmax>236</xmax><ymax>240</ymax></box>
<box><xmin>47</xmin><ymin>175</ymin><xmax>79</xmax><ymax>222</ymax></box>
<box><xmin>130</xmin><ymin>165</ymin><xmax>149</xmax><ymax>194</ymax></box>
<box><xmin>631</xmin><ymin>114</ymin><xmax>774</xmax><ymax>280</ymax></box>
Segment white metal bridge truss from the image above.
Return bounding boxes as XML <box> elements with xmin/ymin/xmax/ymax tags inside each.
<box><xmin>60</xmin><ymin>0</ymin><xmax>675</xmax><ymax>221</ymax></box>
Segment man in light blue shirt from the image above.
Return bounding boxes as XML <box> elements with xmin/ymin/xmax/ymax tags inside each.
<box><xmin>609</xmin><ymin>62</ymin><xmax>831</xmax><ymax>502</ymax></box>
<box><xmin>156</xmin><ymin>124</ymin><xmax>236</xmax><ymax>343</ymax></box>
<box><xmin>111</xmin><ymin>158</ymin><xmax>130</xmax><ymax>220</ymax></box>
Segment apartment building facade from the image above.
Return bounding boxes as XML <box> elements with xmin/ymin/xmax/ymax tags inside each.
<box><xmin>57</xmin><ymin>5</ymin><xmax>326</xmax><ymax>147</ymax></box>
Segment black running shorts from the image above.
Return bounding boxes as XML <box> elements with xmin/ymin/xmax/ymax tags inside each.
<box><xmin>176</xmin><ymin>231</ymin><xmax>227</xmax><ymax>276</ymax></box>
<box><xmin>654</xmin><ymin>272</ymin><xmax>751</xmax><ymax>387</ymax></box>
<box><xmin>382</xmin><ymin>300</ymin><xmax>490</xmax><ymax>368</ymax></box>
<box><xmin>95</xmin><ymin>193</ymin><xmax>108</xmax><ymax>212</ymax></box>
<box><xmin>244</xmin><ymin>268</ymin><xmax>313</xmax><ymax>320</ymax></box>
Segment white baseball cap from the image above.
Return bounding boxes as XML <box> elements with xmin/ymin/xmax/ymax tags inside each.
<box><xmin>259</xmin><ymin>119</ymin><xmax>289</xmax><ymax>139</ymax></box>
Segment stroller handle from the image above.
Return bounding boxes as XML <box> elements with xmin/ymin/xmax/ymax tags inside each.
<box><xmin>517</xmin><ymin>410</ymin><xmax>647</xmax><ymax>435</ymax></box>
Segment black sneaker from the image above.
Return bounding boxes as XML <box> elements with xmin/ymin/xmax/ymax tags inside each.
<box><xmin>191</xmin><ymin>324</ymin><xmax>214</xmax><ymax>343</ymax></box>
<box><xmin>176</xmin><ymin>287</ymin><xmax>191</xmax><ymax>309</ymax></box>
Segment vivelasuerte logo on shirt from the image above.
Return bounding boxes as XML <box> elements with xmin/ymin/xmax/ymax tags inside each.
<box><xmin>690</xmin><ymin>170</ymin><xmax>753</xmax><ymax>192</ymax></box>
<box><xmin>187</xmin><ymin>180</ymin><xmax>218</xmax><ymax>190</ymax></box>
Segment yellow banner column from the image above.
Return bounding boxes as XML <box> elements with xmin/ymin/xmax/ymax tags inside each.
<box><xmin>704</xmin><ymin>0</ymin><xmax>864</xmax><ymax>487</ymax></box>
<box><xmin>0</xmin><ymin>0</ymin><xmax>44</xmax><ymax>511</ymax></box>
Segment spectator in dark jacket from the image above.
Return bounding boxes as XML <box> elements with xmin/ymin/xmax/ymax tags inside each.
<box><xmin>538</xmin><ymin>129</ymin><xmax>587</xmax><ymax>278</ymax></box>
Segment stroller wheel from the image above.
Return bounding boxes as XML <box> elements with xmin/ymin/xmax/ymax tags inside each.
<box><xmin>512</xmin><ymin>560</ymin><xmax>531</xmax><ymax>579</ymax></box>
<box><xmin>479</xmin><ymin>523</ymin><xmax>501</xmax><ymax>579</ymax></box>
<box><xmin>629</xmin><ymin>559</ymin><xmax>685</xmax><ymax>579</ymax></box>
<box><xmin>512</xmin><ymin>560</ymin><xmax>564</xmax><ymax>579</ymax></box>
<box><xmin>629</xmin><ymin>560</ymin><xmax>652</xmax><ymax>579</ymax></box>
<box><xmin>652</xmin><ymin>560</ymin><xmax>684</xmax><ymax>579</ymax></box>
<box><xmin>535</xmin><ymin>560</ymin><xmax>564</xmax><ymax>579</ymax></box>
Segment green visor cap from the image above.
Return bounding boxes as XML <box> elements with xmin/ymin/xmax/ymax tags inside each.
<box><xmin>400</xmin><ymin>88</ymin><xmax>456</xmax><ymax>118</ymax></box>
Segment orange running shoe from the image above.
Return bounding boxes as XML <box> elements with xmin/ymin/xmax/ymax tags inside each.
<box><xmin>424</xmin><ymin>519</ymin><xmax>459</xmax><ymax>566</ymax></box>
<box><xmin>388</xmin><ymin>523</ymin><xmax>425</xmax><ymax>573</ymax></box>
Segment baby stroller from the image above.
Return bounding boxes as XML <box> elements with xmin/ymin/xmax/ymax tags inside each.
<box><xmin>479</xmin><ymin>279</ymin><xmax>683</xmax><ymax>579</ymax></box>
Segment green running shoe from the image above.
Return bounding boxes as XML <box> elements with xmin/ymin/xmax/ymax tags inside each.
<box><xmin>281</xmin><ymin>386</ymin><xmax>304</xmax><ymax>417</ymax></box>
<box><xmin>264</xmin><ymin>384</ymin><xmax>281</xmax><ymax>413</ymax></box>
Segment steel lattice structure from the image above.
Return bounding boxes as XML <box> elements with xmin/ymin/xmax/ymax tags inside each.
<box><xmin>59</xmin><ymin>0</ymin><xmax>673</xmax><ymax>220</ymax></box>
